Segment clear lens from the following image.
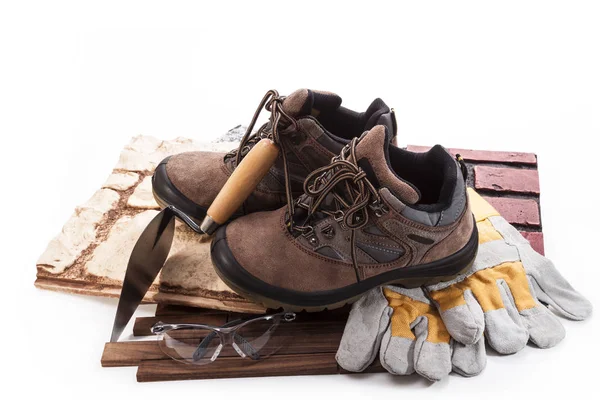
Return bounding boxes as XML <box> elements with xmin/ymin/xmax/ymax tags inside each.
<box><xmin>233</xmin><ymin>315</ymin><xmax>292</xmax><ymax>360</ymax></box>
<box><xmin>155</xmin><ymin>313</ymin><xmax>296</xmax><ymax>365</ymax></box>
<box><xmin>158</xmin><ymin>327</ymin><xmax>222</xmax><ymax>365</ymax></box>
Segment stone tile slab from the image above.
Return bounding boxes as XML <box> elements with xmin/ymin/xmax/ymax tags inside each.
<box><xmin>36</xmin><ymin>134</ymin><xmax>265</xmax><ymax>314</ymax></box>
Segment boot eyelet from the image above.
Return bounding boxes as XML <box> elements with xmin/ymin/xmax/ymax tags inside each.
<box><xmin>321</xmin><ymin>224</ymin><xmax>335</xmax><ymax>239</ymax></box>
<box><xmin>309</xmin><ymin>236</ymin><xmax>319</xmax><ymax>246</ymax></box>
<box><xmin>375</xmin><ymin>207</ymin><xmax>388</xmax><ymax>217</ymax></box>
<box><xmin>333</xmin><ymin>211</ymin><xmax>348</xmax><ymax>230</ymax></box>
<box><xmin>371</xmin><ymin>201</ymin><xmax>389</xmax><ymax>218</ymax></box>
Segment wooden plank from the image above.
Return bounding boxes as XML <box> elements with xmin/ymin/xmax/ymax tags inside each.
<box><xmin>107</xmin><ymin>316</ymin><xmax>347</xmax><ymax>368</ymax></box>
<box><xmin>102</xmin><ymin>337</ymin><xmax>386</xmax><ymax>375</ymax></box>
<box><xmin>135</xmin><ymin>308</ymin><xmax>351</xmax><ymax>336</ymax></box>
<box><xmin>136</xmin><ymin>353</ymin><xmax>340</xmax><ymax>382</ymax></box>
<box><xmin>102</xmin><ymin>341</ymin><xmax>164</xmax><ymax>367</ymax></box>
<box><xmin>132</xmin><ymin>321</ymin><xmax>344</xmax><ymax>357</ymax></box>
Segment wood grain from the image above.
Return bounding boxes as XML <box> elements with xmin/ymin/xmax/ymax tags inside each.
<box><xmin>136</xmin><ymin>353</ymin><xmax>339</xmax><ymax>382</ymax></box>
<box><xmin>102</xmin><ymin>341</ymin><xmax>164</xmax><ymax>367</ymax></box>
<box><xmin>207</xmin><ymin>139</ymin><xmax>279</xmax><ymax>224</ymax></box>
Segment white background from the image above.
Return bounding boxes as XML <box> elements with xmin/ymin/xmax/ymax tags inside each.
<box><xmin>1</xmin><ymin>1</ymin><xmax>599</xmax><ymax>398</ymax></box>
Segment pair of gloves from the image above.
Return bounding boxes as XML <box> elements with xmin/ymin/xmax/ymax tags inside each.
<box><xmin>336</xmin><ymin>189</ymin><xmax>592</xmax><ymax>381</ymax></box>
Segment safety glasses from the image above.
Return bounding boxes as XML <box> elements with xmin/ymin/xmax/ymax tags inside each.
<box><xmin>151</xmin><ymin>312</ymin><xmax>296</xmax><ymax>365</ymax></box>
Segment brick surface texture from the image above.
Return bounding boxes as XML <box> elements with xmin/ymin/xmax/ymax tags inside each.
<box><xmin>483</xmin><ymin>196</ymin><xmax>540</xmax><ymax>226</ymax></box>
<box><xmin>475</xmin><ymin>166</ymin><xmax>540</xmax><ymax>194</ymax></box>
<box><xmin>520</xmin><ymin>232</ymin><xmax>545</xmax><ymax>256</ymax></box>
<box><xmin>407</xmin><ymin>145</ymin><xmax>537</xmax><ymax>165</ymax></box>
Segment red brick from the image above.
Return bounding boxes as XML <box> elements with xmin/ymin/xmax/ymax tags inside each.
<box><xmin>407</xmin><ymin>145</ymin><xmax>537</xmax><ymax>165</ymax></box>
<box><xmin>520</xmin><ymin>231</ymin><xmax>545</xmax><ymax>255</ymax></box>
<box><xmin>475</xmin><ymin>166</ymin><xmax>540</xmax><ymax>194</ymax></box>
<box><xmin>483</xmin><ymin>196</ymin><xmax>540</xmax><ymax>226</ymax></box>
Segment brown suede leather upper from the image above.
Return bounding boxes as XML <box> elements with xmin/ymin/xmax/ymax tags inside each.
<box><xmin>220</xmin><ymin>125</ymin><xmax>475</xmax><ymax>294</ymax></box>
<box><xmin>224</xmin><ymin>191</ymin><xmax>473</xmax><ymax>292</ymax></box>
<box><xmin>354</xmin><ymin>126</ymin><xmax>420</xmax><ymax>205</ymax></box>
<box><xmin>166</xmin><ymin>151</ymin><xmax>230</xmax><ymax>210</ymax></box>
<box><xmin>226</xmin><ymin>207</ymin><xmax>359</xmax><ymax>293</ymax></box>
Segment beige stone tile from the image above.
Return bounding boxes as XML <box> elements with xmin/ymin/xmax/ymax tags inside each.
<box><xmin>36</xmin><ymin>135</ymin><xmax>262</xmax><ymax>313</ymax></box>
<box><xmin>37</xmin><ymin>188</ymin><xmax>120</xmax><ymax>274</ymax></box>
<box><xmin>102</xmin><ymin>171</ymin><xmax>139</xmax><ymax>191</ymax></box>
<box><xmin>127</xmin><ymin>176</ymin><xmax>159</xmax><ymax>209</ymax></box>
<box><xmin>86</xmin><ymin>210</ymin><xmax>159</xmax><ymax>281</ymax></box>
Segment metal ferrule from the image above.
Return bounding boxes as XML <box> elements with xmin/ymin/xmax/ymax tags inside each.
<box><xmin>200</xmin><ymin>215</ymin><xmax>220</xmax><ymax>235</ymax></box>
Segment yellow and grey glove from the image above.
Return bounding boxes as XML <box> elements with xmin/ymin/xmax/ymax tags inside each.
<box><xmin>336</xmin><ymin>286</ymin><xmax>485</xmax><ymax>381</ymax></box>
<box><xmin>426</xmin><ymin>189</ymin><xmax>592</xmax><ymax>354</ymax></box>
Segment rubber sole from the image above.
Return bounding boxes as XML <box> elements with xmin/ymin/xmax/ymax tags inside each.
<box><xmin>211</xmin><ymin>222</ymin><xmax>479</xmax><ymax>312</ymax></box>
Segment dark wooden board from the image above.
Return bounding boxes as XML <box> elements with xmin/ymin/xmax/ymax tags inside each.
<box><xmin>102</xmin><ymin>146</ymin><xmax>543</xmax><ymax>382</ymax></box>
<box><xmin>136</xmin><ymin>354</ymin><xmax>340</xmax><ymax>382</ymax></box>
<box><xmin>102</xmin><ymin>341</ymin><xmax>165</xmax><ymax>367</ymax></box>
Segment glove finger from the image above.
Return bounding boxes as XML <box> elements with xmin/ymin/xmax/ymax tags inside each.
<box><xmin>520</xmin><ymin>278</ymin><xmax>565</xmax><ymax>348</ymax></box>
<box><xmin>520</xmin><ymin>305</ymin><xmax>565</xmax><ymax>348</ymax></box>
<box><xmin>527</xmin><ymin>264</ymin><xmax>592</xmax><ymax>321</ymax></box>
<box><xmin>412</xmin><ymin>316</ymin><xmax>452</xmax><ymax>381</ymax></box>
<box><xmin>430</xmin><ymin>288</ymin><xmax>485</xmax><ymax>345</ymax></box>
<box><xmin>379</xmin><ymin>329</ymin><xmax>415</xmax><ymax>376</ymax></box>
<box><xmin>488</xmin><ymin>216</ymin><xmax>592</xmax><ymax>320</ymax></box>
<box><xmin>378</xmin><ymin>287</ymin><xmax>424</xmax><ymax>376</ymax></box>
<box><xmin>451</xmin><ymin>337</ymin><xmax>486</xmax><ymax>377</ymax></box>
<box><xmin>484</xmin><ymin>280</ymin><xmax>529</xmax><ymax>354</ymax></box>
<box><xmin>336</xmin><ymin>288</ymin><xmax>391</xmax><ymax>372</ymax></box>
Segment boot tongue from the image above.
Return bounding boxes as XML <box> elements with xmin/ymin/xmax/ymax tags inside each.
<box><xmin>282</xmin><ymin>89</ymin><xmax>342</xmax><ymax>118</ymax></box>
<box><xmin>355</xmin><ymin>126</ymin><xmax>421</xmax><ymax>205</ymax></box>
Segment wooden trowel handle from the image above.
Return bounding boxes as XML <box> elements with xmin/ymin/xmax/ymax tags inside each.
<box><xmin>200</xmin><ymin>139</ymin><xmax>280</xmax><ymax>234</ymax></box>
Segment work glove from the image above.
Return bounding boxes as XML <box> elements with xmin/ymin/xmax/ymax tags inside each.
<box><xmin>336</xmin><ymin>285</ymin><xmax>486</xmax><ymax>381</ymax></box>
<box><xmin>426</xmin><ymin>189</ymin><xmax>592</xmax><ymax>354</ymax></box>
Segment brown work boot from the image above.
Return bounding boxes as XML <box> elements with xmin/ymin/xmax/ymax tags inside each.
<box><xmin>211</xmin><ymin>125</ymin><xmax>478</xmax><ymax>311</ymax></box>
<box><xmin>152</xmin><ymin>89</ymin><xmax>397</xmax><ymax>220</ymax></box>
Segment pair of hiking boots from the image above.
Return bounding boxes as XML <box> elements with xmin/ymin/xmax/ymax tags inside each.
<box><xmin>152</xmin><ymin>89</ymin><xmax>478</xmax><ymax>311</ymax></box>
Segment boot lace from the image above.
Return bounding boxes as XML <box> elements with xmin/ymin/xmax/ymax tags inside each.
<box><xmin>290</xmin><ymin>137</ymin><xmax>388</xmax><ymax>278</ymax></box>
<box><xmin>291</xmin><ymin>137</ymin><xmax>384</xmax><ymax>234</ymax></box>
